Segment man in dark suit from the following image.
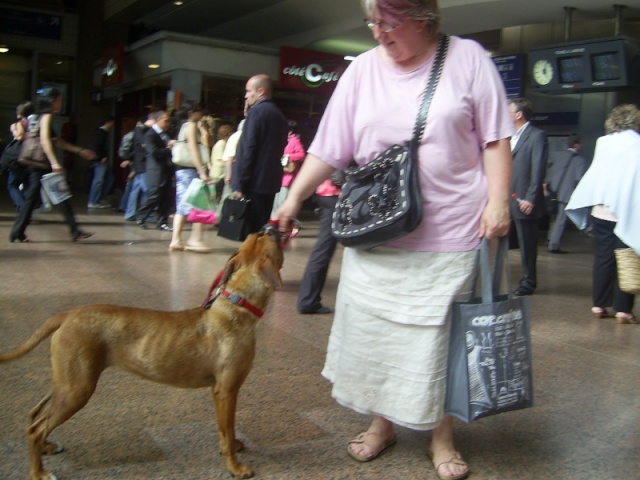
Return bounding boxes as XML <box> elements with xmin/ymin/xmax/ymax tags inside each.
<box><xmin>136</xmin><ymin>110</ymin><xmax>175</xmax><ymax>231</ymax></box>
<box><xmin>545</xmin><ymin>135</ymin><xmax>588</xmax><ymax>254</ymax></box>
<box><xmin>508</xmin><ymin>98</ymin><xmax>548</xmax><ymax>296</ymax></box>
<box><xmin>232</xmin><ymin>74</ymin><xmax>288</xmax><ymax>235</ymax></box>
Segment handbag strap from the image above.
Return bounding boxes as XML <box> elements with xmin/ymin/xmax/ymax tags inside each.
<box><xmin>477</xmin><ymin>236</ymin><xmax>511</xmax><ymax>303</ymax></box>
<box><xmin>410</xmin><ymin>34</ymin><xmax>449</xmax><ymax>149</ymax></box>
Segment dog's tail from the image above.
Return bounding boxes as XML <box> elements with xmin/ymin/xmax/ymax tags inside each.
<box><xmin>0</xmin><ymin>314</ymin><xmax>64</xmax><ymax>363</ymax></box>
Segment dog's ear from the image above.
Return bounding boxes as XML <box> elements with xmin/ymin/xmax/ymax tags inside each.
<box><xmin>220</xmin><ymin>251</ymin><xmax>240</xmax><ymax>285</ymax></box>
<box><xmin>258</xmin><ymin>258</ymin><xmax>283</xmax><ymax>288</ymax></box>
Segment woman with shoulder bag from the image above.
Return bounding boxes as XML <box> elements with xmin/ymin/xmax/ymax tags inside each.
<box><xmin>4</xmin><ymin>101</ymin><xmax>34</xmax><ymax>211</ymax></box>
<box><xmin>169</xmin><ymin>104</ymin><xmax>213</xmax><ymax>252</ymax></box>
<box><xmin>273</xmin><ymin>1</ymin><xmax>513</xmax><ymax>478</ymax></box>
<box><xmin>9</xmin><ymin>88</ymin><xmax>95</xmax><ymax>243</ymax></box>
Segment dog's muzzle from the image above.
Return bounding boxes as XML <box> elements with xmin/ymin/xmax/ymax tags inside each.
<box><xmin>260</xmin><ymin>223</ymin><xmax>282</xmax><ymax>246</ymax></box>
<box><xmin>262</xmin><ymin>220</ymin><xmax>301</xmax><ymax>248</ymax></box>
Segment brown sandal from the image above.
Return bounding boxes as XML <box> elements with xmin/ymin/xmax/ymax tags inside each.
<box><xmin>428</xmin><ymin>450</ymin><xmax>470</xmax><ymax>480</ymax></box>
<box><xmin>347</xmin><ymin>432</ymin><xmax>396</xmax><ymax>462</ymax></box>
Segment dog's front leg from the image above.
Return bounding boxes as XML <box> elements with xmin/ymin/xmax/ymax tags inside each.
<box><xmin>212</xmin><ymin>385</ymin><xmax>254</xmax><ymax>479</ymax></box>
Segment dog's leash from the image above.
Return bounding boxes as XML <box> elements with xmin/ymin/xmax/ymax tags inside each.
<box><xmin>201</xmin><ymin>220</ymin><xmax>301</xmax><ymax>313</ymax></box>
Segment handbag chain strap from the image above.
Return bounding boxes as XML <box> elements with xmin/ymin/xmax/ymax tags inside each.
<box><xmin>411</xmin><ymin>34</ymin><xmax>450</xmax><ymax>149</ymax></box>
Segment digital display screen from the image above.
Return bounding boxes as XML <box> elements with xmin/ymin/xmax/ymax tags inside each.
<box><xmin>557</xmin><ymin>55</ymin><xmax>584</xmax><ymax>83</ymax></box>
<box><xmin>591</xmin><ymin>52</ymin><xmax>622</xmax><ymax>81</ymax></box>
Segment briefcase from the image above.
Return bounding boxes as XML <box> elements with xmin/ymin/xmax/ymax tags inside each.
<box><xmin>217</xmin><ymin>198</ymin><xmax>251</xmax><ymax>241</ymax></box>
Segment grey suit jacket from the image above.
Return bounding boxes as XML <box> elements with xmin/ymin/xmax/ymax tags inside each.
<box><xmin>510</xmin><ymin>123</ymin><xmax>548</xmax><ymax>220</ymax></box>
<box><xmin>545</xmin><ymin>149</ymin><xmax>588</xmax><ymax>204</ymax></box>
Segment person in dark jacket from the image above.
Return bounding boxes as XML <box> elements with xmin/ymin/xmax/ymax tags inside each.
<box><xmin>544</xmin><ymin>135</ymin><xmax>588</xmax><ymax>253</ymax></box>
<box><xmin>232</xmin><ymin>74</ymin><xmax>288</xmax><ymax>234</ymax></box>
<box><xmin>87</xmin><ymin>114</ymin><xmax>115</xmax><ymax>209</ymax></box>
<box><xmin>508</xmin><ymin>98</ymin><xmax>548</xmax><ymax>296</ymax></box>
<box><xmin>124</xmin><ymin>115</ymin><xmax>155</xmax><ymax>220</ymax></box>
<box><xmin>135</xmin><ymin>110</ymin><xmax>175</xmax><ymax>231</ymax></box>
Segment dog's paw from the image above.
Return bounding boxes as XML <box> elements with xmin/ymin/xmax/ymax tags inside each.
<box><xmin>42</xmin><ymin>440</ymin><xmax>64</xmax><ymax>455</ymax></box>
<box><xmin>220</xmin><ymin>439</ymin><xmax>245</xmax><ymax>455</ymax></box>
<box><xmin>231</xmin><ymin>463</ymin><xmax>254</xmax><ymax>479</ymax></box>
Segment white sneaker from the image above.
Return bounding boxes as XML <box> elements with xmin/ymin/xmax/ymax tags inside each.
<box><xmin>88</xmin><ymin>203</ymin><xmax>111</xmax><ymax>209</ymax></box>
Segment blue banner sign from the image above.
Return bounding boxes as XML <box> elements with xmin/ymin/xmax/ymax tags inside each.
<box><xmin>492</xmin><ymin>54</ymin><xmax>524</xmax><ymax>99</ymax></box>
<box><xmin>0</xmin><ymin>8</ymin><xmax>62</xmax><ymax>40</ymax></box>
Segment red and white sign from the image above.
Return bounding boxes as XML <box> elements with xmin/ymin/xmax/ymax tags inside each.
<box><xmin>279</xmin><ymin>46</ymin><xmax>348</xmax><ymax>95</ymax></box>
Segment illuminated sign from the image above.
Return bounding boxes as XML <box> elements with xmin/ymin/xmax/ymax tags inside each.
<box><xmin>279</xmin><ymin>46</ymin><xmax>348</xmax><ymax>95</ymax></box>
<box><xmin>102</xmin><ymin>44</ymin><xmax>124</xmax><ymax>87</ymax></box>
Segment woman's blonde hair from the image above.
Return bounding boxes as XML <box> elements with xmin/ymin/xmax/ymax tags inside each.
<box><xmin>604</xmin><ymin>104</ymin><xmax>640</xmax><ymax>134</ymax></box>
<box><xmin>361</xmin><ymin>0</ymin><xmax>440</xmax><ymax>32</ymax></box>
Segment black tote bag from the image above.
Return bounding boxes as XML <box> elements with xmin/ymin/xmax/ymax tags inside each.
<box><xmin>445</xmin><ymin>237</ymin><xmax>534</xmax><ymax>423</ymax></box>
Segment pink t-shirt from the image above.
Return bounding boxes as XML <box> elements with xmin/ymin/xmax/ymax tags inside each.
<box><xmin>308</xmin><ymin>36</ymin><xmax>514</xmax><ymax>252</ymax></box>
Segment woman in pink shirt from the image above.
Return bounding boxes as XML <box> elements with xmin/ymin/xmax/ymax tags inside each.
<box><xmin>272</xmin><ymin>120</ymin><xmax>306</xmax><ymax>214</ymax></box>
<box><xmin>274</xmin><ymin>1</ymin><xmax>513</xmax><ymax>478</ymax></box>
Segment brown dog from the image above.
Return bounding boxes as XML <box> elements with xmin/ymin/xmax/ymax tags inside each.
<box><xmin>0</xmin><ymin>227</ymin><xmax>284</xmax><ymax>480</ymax></box>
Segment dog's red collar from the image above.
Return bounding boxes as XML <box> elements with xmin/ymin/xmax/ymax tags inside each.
<box><xmin>201</xmin><ymin>269</ymin><xmax>264</xmax><ymax>318</ymax></box>
<box><xmin>218</xmin><ymin>290</ymin><xmax>264</xmax><ymax>318</ymax></box>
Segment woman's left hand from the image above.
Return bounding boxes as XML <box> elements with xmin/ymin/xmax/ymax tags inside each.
<box><xmin>479</xmin><ymin>201</ymin><xmax>510</xmax><ymax>239</ymax></box>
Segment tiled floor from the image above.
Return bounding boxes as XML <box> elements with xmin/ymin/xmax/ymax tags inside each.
<box><xmin>1</xmin><ymin>193</ymin><xmax>638</xmax><ymax>480</ymax></box>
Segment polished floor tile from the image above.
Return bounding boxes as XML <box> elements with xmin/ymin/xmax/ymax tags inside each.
<box><xmin>1</xmin><ymin>193</ymin><xmax>638</xmax><ymax>479</ymax></box>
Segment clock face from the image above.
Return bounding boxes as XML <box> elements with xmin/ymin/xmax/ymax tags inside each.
<box><xmin>533</xmin><ymin>59</ymin><xmax>554</xmax><ymax>85</ymax></box>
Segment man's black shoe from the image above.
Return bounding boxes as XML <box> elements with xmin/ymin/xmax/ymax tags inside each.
<box><xmin>299</xmin><ymin>305</ymin><xmax>333</xmax><ymax>314</ymax></box>
<box><xmin>549</xmin><ymin>249</ymin><xmax>568</xmax><ymax>254</ymax></box>
<box><xmin>513</xmin><ymin>287</ymin><xmax>533</xmax><ymax>296</ymax></box>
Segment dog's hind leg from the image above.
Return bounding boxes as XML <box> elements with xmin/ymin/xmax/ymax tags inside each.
<box><xmin>28</xmin><ymin>393</ymin><xmax>63</xmax><ymax>457</ymax></box>
<box><xmin>212</xmin><ymin>384</ymin><xmax>254</xmax><ymax>479</ymax></box>
<box><xmin>27</xmin><ymin>350</ymin><xmax>102</xmax><ymax>480</ymax></box>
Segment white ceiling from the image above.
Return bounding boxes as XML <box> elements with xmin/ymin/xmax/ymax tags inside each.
<box><xmin>116</xmin><ymin>0</ymin><xmax>640</xmax><ymax>56</ymax></box>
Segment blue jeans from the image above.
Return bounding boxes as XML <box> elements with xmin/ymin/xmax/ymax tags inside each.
<box><xmin>7</xmin><ymin>167</ymin><xmax>28</xmax><ymax>211</ymax></box>
<box><xmin>124</xmin><ymin>173</ymin><xmax>149</xmax><ymax>220</ymax></box>
<box><xmin>88</xmin><ymin>161</ymin><xmax>114</xmax><ymax>205</ymax></box>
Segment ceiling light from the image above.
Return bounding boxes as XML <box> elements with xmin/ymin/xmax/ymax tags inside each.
<box><xmin>148</xmin><ymin>64</ymin><xmax>160</xmax><ymax>69</ymax></box>
<box><xmin>344</xmin><ymin>55</ymin><xmax>356</xmax><ymax>61</ymax></box>
<box><xmin>0</xmin><ymin>46</ymin><xmax>9</xmax><ymax>53</ymax></box>
<box><xmin>173</xmin><ymin>1</ymin><xmax>184</xmax><ymax>5</ymax></box>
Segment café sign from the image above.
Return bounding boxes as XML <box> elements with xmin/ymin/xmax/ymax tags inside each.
<box><xmin>279</xmin><ymin>46</ymin><xmax>348</xmax><ymax>95</ymax></box>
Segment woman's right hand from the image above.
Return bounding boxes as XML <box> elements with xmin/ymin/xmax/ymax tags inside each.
<box><xmin>51</xmin><ymin>163</ymin><xmax>63</xmax><ymax>173</ymax></box>
<box><xmin>273</xmin><ymin>195</ymin><xmax>303</xmax><ymax>235</ymax></box>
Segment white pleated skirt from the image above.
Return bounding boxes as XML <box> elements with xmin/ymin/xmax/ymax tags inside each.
<box><xmin>321</xmin><ymin>246</ymin><xmax>477</xmax><ymax>431</ymax></box>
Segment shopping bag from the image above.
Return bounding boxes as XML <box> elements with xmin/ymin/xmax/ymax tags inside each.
<box><xmin>445</xmin><ymin>237</ymin><xmax>534</xmax><ymax>423</ymax></box>
<box><xmin>182</xmin><ymin>178</ymin><xmax>215</xmax><ymax>211</ymax></box>
<box><xmin>40</xmin><ymin>172</ymin><xmax>72</xmax><ymax>205</ymax></box>
<box><xmin>187</xmin><ymin>208</ymin><xmax>217</xmax><ymax>225</ymax></box>
<box><xmin>217</xmin><ymin>198</ymin><xmax>251</xmax><ymax>241</ymax></box>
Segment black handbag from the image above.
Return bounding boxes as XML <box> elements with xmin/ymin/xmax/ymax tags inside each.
<box><xmin>331</xmin><ymin>35</ymin><xmax>449</xmax><ymax>250</ymax></box>
<box><xmin>0</xmin><ymin>138</ymin><xmax>23</xmax><ymax>174</ymax></box>
<box><xmin>217</xmin><ymin>198</ymin><xmax>252</xmax><ymax>241</ymax></box>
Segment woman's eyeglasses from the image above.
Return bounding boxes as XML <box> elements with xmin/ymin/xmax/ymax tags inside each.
<box><xmin>363</xmin><ymin>18</ymin><xmax>401</xmax><ymax>33</ymax></box>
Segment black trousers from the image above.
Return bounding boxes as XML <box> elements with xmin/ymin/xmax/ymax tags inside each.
<box><xmin>297</xmin><ymin>195</ymin><xmax>339</xmax><ymax>311</ymax></box>
<box><xmin>137</xmin><ymin>166</ymin><xmax>172</xmax><ymax>227</ymax></box>
<box><xmin>513</xmin><ymin>217</ymin><xmax>539</xmax><ymax>292</ymax></box>
<box><xmin>10</xmin><ymin>168</ymin><xmax>79</xmax><ymax>241</ymax></box>
<box><xmin>591</xmin><ymin>217</ymin><xmax>635</xmax><ymax>313</ymax></box>
<box><xmin>245</xmin><ymin>192</ymin><xmax>275</xmax><ymax>235</ymax></box>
